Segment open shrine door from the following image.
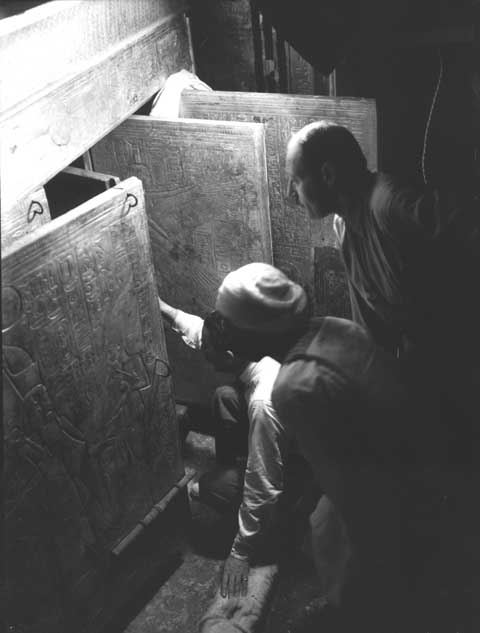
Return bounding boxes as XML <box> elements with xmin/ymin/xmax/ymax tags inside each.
<box><xmin>2</xmin><ymin>178</ymin><xmax>186</xmax><ymax>633</ymax></box>
<box><xmin>91</xmin><ymin>117</ymin><xmax>272</xmax><ymax>406</ymax></box>
<box><xmin>179</xmin><ymin>90</ymin><xmax>377</xmax><ymax>321</ymax></box>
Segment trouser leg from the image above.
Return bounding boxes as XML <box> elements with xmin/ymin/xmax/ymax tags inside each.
<box><xmin>310</xmin><ymin>494</ymin><xmax>354</xmax><ymax>607</ymax></box>
<box><xmin>196</xmin><ymin>384</ymin><xmax>248</xmax><ymax>512</ymax></box>
<box><xmin>293</xmin><ymin>421</ymin><xmax>407</xmax><ymax>629</ymax></box>
<box><xmin>211</xmin><ymin>383</ymin><xmax>249</xmax><ymax>466</ymax></box>
<box><xmin>340</xmin><ymin>464</ymin><xmax>406</xmax><ymax>626</ymax></box>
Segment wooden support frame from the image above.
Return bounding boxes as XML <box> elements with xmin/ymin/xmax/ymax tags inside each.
<box><xmin>44</xmin><ymin>165</ymin><xmax>120</xmax><ymax>219</ymax></box>
<box><xmin>0</xmin><ymin>0</ymin><xmax>192</xmax><ymax>211</ymax></box>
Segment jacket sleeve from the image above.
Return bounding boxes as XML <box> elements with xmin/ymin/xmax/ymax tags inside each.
<box><xmin>373</xmin><ymin>180</ymin><xmax>474</xmax><ymax>247</ymax></box>
<box><xmin>171</xmin><ymin>310</ymin><xmax>204</xmax><ymax>350</ymax></box>
<box><xmin>272</xmin><ymin>360</ymin><xmax>348</xmax><ymax>510</ymax></box>
<box><xmin>230</xmin><ymin>399</ymin><xmax>292</xmax><ymax>561</ymax></box>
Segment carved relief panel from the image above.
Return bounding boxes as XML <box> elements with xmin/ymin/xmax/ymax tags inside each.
<box><xmin>179</xmin><ymin>90</ymin><xmax>377</xmax><ymax>317</ymax></box>
<box><xmin>2</xmin><ymin>177</ymin><xmax>183</xmax><ymax>631</ymax></box>
<box><xmin>91</xmin><ymin>117</ymin><xmax>272</xmax><ymax>404</ymax></box>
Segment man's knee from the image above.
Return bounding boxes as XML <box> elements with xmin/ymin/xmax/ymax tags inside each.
<box><xmin>213</xmin><ymin>384</ymin><xmax>241</xmax><ymax>406</ymax></box>
<box><xmin>212</xmin><ymin>384</ymin><xmax>245</xmax><ymax>421</ymax></box>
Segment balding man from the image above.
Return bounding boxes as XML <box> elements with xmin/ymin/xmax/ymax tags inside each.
<box><xmin>286</xmin><ymin>120</ymin><xmax>479</xmax><ymax>467</ymax></box>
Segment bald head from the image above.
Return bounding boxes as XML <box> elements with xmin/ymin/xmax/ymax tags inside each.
<box><xmin>287</xmin><ymin>121</ymin><xmax>367</xmax><ymax>178</ymax></box>
<box><xmin>286</xmin><ymin>121</ymin><xmax>368</xmax><ymax>219</ymax></box>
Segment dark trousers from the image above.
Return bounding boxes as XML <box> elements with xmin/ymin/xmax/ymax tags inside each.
<box><xmin>195</xmin><ymin>384</ymin><xmax>249</xmax><ymax>512</ymax></box>
<box><xmin>205</xmin><ymin>384</ymin><xmax>313</xmax><ymax>530</ymax></box>
<box><xmin>211</xmin><ymin>383</ymin><xmax>249</xmax><ymax>466</ymax></box>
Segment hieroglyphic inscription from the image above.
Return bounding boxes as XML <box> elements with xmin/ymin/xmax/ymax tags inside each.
<box><xmin>91</xmin><ymin>117</ymin><xmax>272</xmax><ymax>404</ymax></box>
<box><xmin>2</xmin><ymin>177</ymin><xmax>183</xmax><ymax>631</ymax></box>
<box><xmin>179</xmin><ymin>90</ymin><xmax>377</xmax><ymax>315</ymax></box>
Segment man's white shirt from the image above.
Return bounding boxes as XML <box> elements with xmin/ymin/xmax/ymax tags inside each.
<box><xmin>171</xmin><ymin>309</ymin><xmax>292</xmax><ymax>560</ymax></box>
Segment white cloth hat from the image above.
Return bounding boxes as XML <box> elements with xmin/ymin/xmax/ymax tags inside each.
<box><xmin>216</xmin><ymin>263</ymin><xmax>308</xmax><ymax>333</ymax></box>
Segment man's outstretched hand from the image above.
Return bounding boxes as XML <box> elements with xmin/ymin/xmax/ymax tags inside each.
<box><xmin>220</xmin><ymin>555</ymin><xmax>249</xmax><ymax>598</ymax></box>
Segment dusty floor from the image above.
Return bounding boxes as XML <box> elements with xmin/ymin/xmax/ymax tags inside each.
<box><xmin>117</xmin><ymin>429</ymin><xmax>324</xmax><ymax>633</ymax></box>
<box><xmin>117</xmin><ymin>426</ymin><xmax>479</xmax><ymax>633</ymax></box>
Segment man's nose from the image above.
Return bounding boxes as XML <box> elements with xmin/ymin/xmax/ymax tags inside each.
<box><xmin>286</xmin><ymin>179</ymin><xmax>293</xmax><ymax>197</ymax></box>
<box><xmin>286</xmin><ymin>179</ymin><xmax>300</xmax><ymax>205</ymax></box>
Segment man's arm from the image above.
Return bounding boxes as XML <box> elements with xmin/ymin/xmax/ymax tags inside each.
<box><xmin>158</xmin><ymin>297</ymin><xmax>179</xmax><ymax>328</ymax></box>
<box><xmin>220</xmin><ymin>399</ymin><xmax>292</xmax><ymax>597</ymax></box>
<box><xmin>157</xmin><ymin>297</ymin><xmax>204</xmax><ymax>350</ymax></box>
<box><xmin>272</xmin><ymin>360</ymin><xmax>346</xmax><ymax>511</ymax></box>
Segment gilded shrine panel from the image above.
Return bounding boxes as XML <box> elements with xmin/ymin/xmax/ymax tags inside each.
<box><xmin>2</xmin><ymin>177</ymin><xmax>183</xmax><ymax>630</ymax></box>
<box><xmin>92</xmin><ymin>117</ymin><xmax>272</xmax><ymax>404</ymax></box>
<box><xmin>180</xmin><ymin>90</ymin><xmax>377</xmax><ymax>317</ymax></box>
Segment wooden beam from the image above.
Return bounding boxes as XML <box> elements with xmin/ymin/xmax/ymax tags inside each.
<box><xmin>0</xmin><ymin>0</ymin><xmax>192</xmax><ymax>210</ymax></box>
<box><xmin>1</xmin><ymin>186</ymin><xmax>51</xmax><ymax>250</ymax></box>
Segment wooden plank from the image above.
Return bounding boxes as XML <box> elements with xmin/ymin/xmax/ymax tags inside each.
<box><xmin>1</xmin><ymin>185</ymin><xmax>51</xmax><ymax>249</ymax></box>
<box><xmin>0</xmin><ymin>0</ymin><xmax>186</xmax><ymax>114</ymax></box>
<box><xmin>0</xmin><ymin>1</ymin><xmax>192</xmax><ymax>209</ymax></box>
<box><xmin>180</xmin><ymin>90</ymin><xmax>377</xmax><ymax>317</ymax></box>
<box><xmin>62</xmin><ymin>165</ymin><xmax>120</xmax><ymax>186</ymax></box>
<box><xmin>2</xmin><ymin>177</ymin><xmax>184</xmax><ymax>632</ymax></box>
<box><xmin>91</xmin><ymin>116</ymin><xmax>272</xmax><ymax>405</ymax></box>
<box><xmin>45</xmin><ymin>165</ymin><xmax>120</xmax><ymax>219</ymax></box>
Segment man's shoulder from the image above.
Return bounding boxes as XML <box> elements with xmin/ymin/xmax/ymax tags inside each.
<box><xmin>370</xmin><ymin>173</ymin><xmax>399</xmax><ymax>211</ymax></box>
<box><xmin>273</xmin><ymin>318</ymin><xmax>374</xmax><ymax>405</ymax></box>
<box><xmin>242</xmin><ymin>357</ymin><xmax>280</xmax><ymax>384</ymax></box>
<box><xmin>286</xmin><ymin>317</ymin><xmax>371</xmax><ymax>360</ymax></box>
<box><xmin>255</xmin><ymin>356</ymin><xmax>281</xmax><ymax>373</ymax></box>
<box><xmin>370</xmin><ymin>172</ymin><xmax>423</xmax><ymax>225</ymax></box>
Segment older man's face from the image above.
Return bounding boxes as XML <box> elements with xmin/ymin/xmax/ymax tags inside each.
<box><xmin>286</xmin><ymin>140</ymin><xmax>336</xmax><ymax>220</ymax></box>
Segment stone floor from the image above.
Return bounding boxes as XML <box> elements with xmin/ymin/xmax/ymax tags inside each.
<box><xmin>116</xmin><ymin>430</ymin><xmax>323</xmax><ymax>633</ymax></box>
<box><xmin>118</xmin><ymin>427</ymin><xmax>479</xmax><ymax>633</ymax></box>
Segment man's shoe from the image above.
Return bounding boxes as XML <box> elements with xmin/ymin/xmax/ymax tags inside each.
<box><xmin>189</xmin><ymin>481</ymin><xmax>200</xmax><ymax>501</ymax></box>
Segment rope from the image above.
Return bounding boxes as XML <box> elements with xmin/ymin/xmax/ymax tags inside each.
<box><xmin>421</xmin><ymin>47</ymin><xmax>444</xmax><ymax>185</ymax></box>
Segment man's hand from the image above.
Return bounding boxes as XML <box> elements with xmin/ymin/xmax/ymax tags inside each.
<box><xmin>220</xmin><ymin>555</ymin><xmax>249</xmax><ymax>598</ymax></box>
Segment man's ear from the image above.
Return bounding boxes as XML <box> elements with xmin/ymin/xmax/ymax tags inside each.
<box><xmin>321</xmin><ymin>161</ymin><xmax>336</xmax><ymax>188</ymax></box>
